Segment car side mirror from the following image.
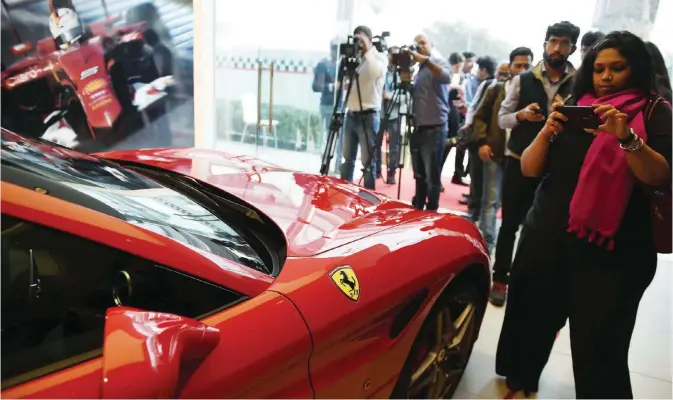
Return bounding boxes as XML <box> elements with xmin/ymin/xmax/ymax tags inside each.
<box><xmin>10</xmin><ymin>41</ymin><xmax>34</xmax><ymax>57</ymax></box>
<box><xmin>101</xmin><ymin>307</ymin><xmax>220</xmax><ymax>399</ymax></box>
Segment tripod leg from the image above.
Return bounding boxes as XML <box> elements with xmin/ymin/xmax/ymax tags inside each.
<box><xmin>355</xmin><ymin>113</ymin><xmax>378</xmax><ymax>190</ymax></box>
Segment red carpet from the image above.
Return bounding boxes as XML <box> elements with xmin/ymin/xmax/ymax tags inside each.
<box><xmin>362</xmin><ymin>167</ymin><xmax>502</xmax><ymax>219</ymax></box>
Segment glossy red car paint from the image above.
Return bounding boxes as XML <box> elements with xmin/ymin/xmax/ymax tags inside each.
<box><xmin>2</xmin><ymin>132</ymin><xmax>490</xmax><ymax>398</ymax></box>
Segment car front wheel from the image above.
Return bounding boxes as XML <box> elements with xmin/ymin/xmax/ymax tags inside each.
<box><xmin>391</xmin><ymin>281</ymin><xmax>483</xmax><ymax>399</ymax></box>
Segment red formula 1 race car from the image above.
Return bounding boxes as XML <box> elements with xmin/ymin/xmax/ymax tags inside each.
<box><xmin>0</xmin><ymin>128</ymin><xmax>490</xmax><ymax>399</ymax></box>
<box><xmin>1</xmin><ymin>0</ymin><xmax>161</xmax><ymax>151</ymax></box>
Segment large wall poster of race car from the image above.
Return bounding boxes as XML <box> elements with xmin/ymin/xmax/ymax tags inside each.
<box><xmin>1</xmin><ymin>0</ymin><xmax>195</xmax><ymax>153</ymax></box>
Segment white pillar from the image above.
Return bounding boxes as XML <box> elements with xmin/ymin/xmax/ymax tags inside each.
<box><xmin>193</xmin><ymin>0</ymin><xmax>216</xmax><ymax>149</ymax></box>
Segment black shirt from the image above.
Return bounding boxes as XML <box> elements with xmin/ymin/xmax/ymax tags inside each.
<box><xmin>525</xmin><ymin>98</ymin><xmax>672</xmax><ymax>246</ymax></box>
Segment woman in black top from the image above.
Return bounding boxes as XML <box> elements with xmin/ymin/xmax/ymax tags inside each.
<box><xmin>495</xmin><ymin>31</ymin><xmax>672</xmax><ymax>398</ymax></box>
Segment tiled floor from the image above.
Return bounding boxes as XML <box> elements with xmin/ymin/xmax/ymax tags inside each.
<box><xmin>453</xmin><ymin>256</ymin><xmax>673</xmax><ymax>399</ymax></box>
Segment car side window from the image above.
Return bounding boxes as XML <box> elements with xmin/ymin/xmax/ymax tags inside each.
<box><xmin>1</xmin><ymin>214</ymin><xmax>243</xmax><ymax>388</ymax></box>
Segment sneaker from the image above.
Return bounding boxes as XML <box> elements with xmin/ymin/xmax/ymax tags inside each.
<box><xmin>489</xmin><ymin>282</ymin><xmax>507</xmax><ymax>307</ymax></box>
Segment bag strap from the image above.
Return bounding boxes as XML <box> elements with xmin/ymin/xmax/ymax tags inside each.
<box><xmin>645</xmin><ymin>96</ymin><xmax>663</xmax><ymax>121</ymax></box>
<box><xmin>639</xmin><ymin>95</ymin><xmax>672</xmax><ymax>195</ymax></box>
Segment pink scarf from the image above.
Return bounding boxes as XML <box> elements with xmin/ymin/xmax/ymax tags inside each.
<box><xmin>568</xmin><ymin>89</ymin><xmax>648</xmax><ymax>250</ymax></box>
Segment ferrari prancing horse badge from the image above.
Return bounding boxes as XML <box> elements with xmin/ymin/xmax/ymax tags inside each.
<box><xmin>329</xmin><ymin>266</ymin><xmax>360</xmax><ymax>301</ymax></box>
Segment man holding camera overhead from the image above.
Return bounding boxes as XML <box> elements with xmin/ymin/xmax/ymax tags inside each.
<box><xmin>340</xmin><ymin>25</ymin><xmax>389</xmax><ymax>190</ymax></box>
<box><xmin>408</xmin><ymin>33</ymin><xmax>453</xmax><ymax>211</ymax></box>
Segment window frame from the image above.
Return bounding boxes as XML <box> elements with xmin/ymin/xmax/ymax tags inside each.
<box><xmin>1</xmin><ymin>214</ymin><xmax>248</xmax><ymax>390</ymax></box>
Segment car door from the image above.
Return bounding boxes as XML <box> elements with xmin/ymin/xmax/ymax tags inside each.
<box><xmin>0</xmin><ymin>214</ymin><xmax>313</xmax><ymax>399</ymax></box>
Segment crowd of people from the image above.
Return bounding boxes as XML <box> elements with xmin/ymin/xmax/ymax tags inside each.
<box><xmin>313</xmin><ymin>21</ymin><xmax>672</xmax><ymax>398</ymax></box>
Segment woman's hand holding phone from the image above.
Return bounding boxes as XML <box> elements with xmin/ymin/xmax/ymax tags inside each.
<box><xmin>541</xmin><ymin>101</ymin><xmax>568</xmax><ymax>138</ymax></box>
<box><xmin>585</xmin><ymin>104</ymin><xmax>630</xmax><ymax>139</ymax></box>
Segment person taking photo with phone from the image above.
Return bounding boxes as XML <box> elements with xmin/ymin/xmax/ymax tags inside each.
<box><xmin>497</xmin><ymin>31</ymin><xmax>672</xmax><ymax>398</ymax></box>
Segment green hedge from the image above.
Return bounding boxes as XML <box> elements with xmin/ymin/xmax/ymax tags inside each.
<box><xmin>216</xmin><ymin>99</ymin><xmax>323</xmax><ymax>150</ymax></box>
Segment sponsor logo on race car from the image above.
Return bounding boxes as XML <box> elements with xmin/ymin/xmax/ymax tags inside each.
<box><xmin>80</xmin><ymin>66</ymin><xmax>99</xmax><ymax>80</ymax></box>
<box><xmin>83</xmin><ymin>78</ymin><xmax>108</xmax><ymax>95</ymax></box>
<box><xmin>4</xmin><ymin>65</ymin><xmax>54</xmax><ymax>88</ymax></box>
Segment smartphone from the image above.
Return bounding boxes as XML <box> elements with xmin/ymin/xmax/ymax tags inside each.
<box><xmin>557</xmin><ymin>105</ymin><xmax>600</xmax><ymax>129</ymax></box>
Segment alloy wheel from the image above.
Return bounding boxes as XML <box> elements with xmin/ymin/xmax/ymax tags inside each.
<box><xmin>406</xmin><ymin>292</ymin><xmax>478</xmax><ymax>398</ymax></box>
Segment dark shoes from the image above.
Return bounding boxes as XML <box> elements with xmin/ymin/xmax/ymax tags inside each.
<box><xmin>386</xmin><ymin>169</ymin><xmax>396</xmax><ymax>184</ymax></box>
<box><xmin>505</xmin><ymin>376</ymin><xmax>538</xmax><ymax>398</ymax></box>
<box><xmin>489</xmin><ymin>282</ymin><xmax>507</xmax><ymax>307</ymax></box>
<box><xmin>451</xmin><ymin>175</ymin><xmax>469</xmax><ymax>186</ymax></box>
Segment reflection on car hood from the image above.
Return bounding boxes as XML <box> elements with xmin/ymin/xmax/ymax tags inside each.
<box><xmin>96</xmin><ymin>147</ymin><xmax>423</xmax><ymax>257</ymax></box>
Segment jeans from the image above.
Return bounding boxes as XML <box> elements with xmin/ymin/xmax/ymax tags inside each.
<box><xmin>318</xmin><ymin>104</ymin><xmax>332</xmax><ymax>150</ymax></box>
<box><xmin>478</xmin><ymin>159</ymin><xmax>504</xmax><ymax>251</ymax></box>
<box><xmin>492</xmin><ymin>156</ymin><xmax>541</xmax><ymax>284</ymax></box>
<box><xmin>340</xmin><ymin>110</ymin><xmax>379</xmax><ymax>190</ymax></box>
<box><xmin>376</xmin><ymin>117</ymin><xmax>401</xmax><ymax>175</ymax></box>
<box><xmin>410</xmin><ymin>124</ymin><xmax>446</xmax><ymax>211</ymax></box>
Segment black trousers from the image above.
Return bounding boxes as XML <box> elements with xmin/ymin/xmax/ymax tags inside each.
<box><xmin>496</xmin><ymin>224</ymin><xmax>657</xmax><ymax>398</ymax></box>
<box><xmin>440</xmin><ymin>144</ymin><xmax>466</xmax><ymax>178</ymax></box>
<box><xmin>492</xmin><ymin>156</ymin><xmax>540</xmax><ymax>283</ymax></box>
<box><xmin>466</xmin><ymin>147</ymin><xmax>483</xmax><ymax>218</ymax></box>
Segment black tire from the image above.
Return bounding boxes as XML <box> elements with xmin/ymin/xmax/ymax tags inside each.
<box><xmin>390</xmin><ymin>279</ymin><xmax>485</xmax><ymax>399</ymax></box>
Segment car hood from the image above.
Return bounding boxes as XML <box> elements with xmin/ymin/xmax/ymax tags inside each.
<box><xmin>96</xmin><ymin>147</ymin><xmax>423</xmax><ymax>257</ymax></box>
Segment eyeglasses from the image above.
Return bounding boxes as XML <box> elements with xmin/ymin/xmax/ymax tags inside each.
<box><xmin>546</xmin><ymin>38</ymin><xmax>572</xmax><ymax>49</ymax></box>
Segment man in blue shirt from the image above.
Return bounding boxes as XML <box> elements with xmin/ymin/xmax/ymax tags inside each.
<box><xmin>409</xmin><ymin>33</ymin><xmax>453</xmax><ymax>211</ymax></box>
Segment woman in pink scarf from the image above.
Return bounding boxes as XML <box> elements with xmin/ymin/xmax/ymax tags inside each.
<box><xmin>496</xmin><ymin>31</ymin><xmax>671</xmax><ymax>398</ymax></box>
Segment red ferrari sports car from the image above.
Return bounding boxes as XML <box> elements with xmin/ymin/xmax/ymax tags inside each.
<box><xmin>0</xmin><ymin>128</ymin><xmax>490</xmax><ymax>399</ymax></box>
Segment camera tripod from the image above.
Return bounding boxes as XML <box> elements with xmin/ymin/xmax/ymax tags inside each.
<box><xmin>372</xmin><ymin>74</ymin><xmax>414</xmax><ymax>199</ymax></box>
<box><xmin>320</xmin><ymin>55</ymin><xmax>377</xmax><ymax>189</ymax></box>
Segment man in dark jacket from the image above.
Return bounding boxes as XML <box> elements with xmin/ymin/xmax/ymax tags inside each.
<box><xmin>491</xmin><ymin>21</ymin><xmax>580</xmax><ymax>306</ymax></box>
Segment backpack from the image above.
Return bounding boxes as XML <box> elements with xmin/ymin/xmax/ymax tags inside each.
<box><xmin>455</xmin><ymin>78</ymin><xmax>495</xmax><ymax>150</ymax></box>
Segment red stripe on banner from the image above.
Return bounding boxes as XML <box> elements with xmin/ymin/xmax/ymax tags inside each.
<box><xmin>216</xmin><ymin>66</ymin><xmax>311</xmax><ymax>75</ymax></box>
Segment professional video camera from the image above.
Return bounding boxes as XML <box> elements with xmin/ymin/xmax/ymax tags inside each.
<box><xmin>320</xmin><ymin>30</ymin><xmax>391</xmax><ymax>182</ymax></box>
<box><xmin>390</xmin><ymin>44</ymin><xmax>418</xmax><ymax>85</ymax></box>
<box><xmin>338</xmin><ymin>31</ymin><xmax>390</xmax><ymax>62</ymax></box>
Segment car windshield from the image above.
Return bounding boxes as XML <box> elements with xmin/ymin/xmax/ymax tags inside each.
<box><xmin>0</xmin><ymin>131</ymin><xmax>269</xmax><ymax>274</ymax></box>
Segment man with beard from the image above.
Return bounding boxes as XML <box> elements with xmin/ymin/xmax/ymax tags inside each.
<box><xmin>492</xmin><ymin>21</ymin><xmax>579</xmax><ymax>305</ymax></box>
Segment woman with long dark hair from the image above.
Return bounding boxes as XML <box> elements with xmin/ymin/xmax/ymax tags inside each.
<box><xmin>495</xmin><ymin>31</ymin><xmax>671</xmax><ymax>398</ymax></box>
<box><xmin>645</xmin><ymin>41</ymin><xmax>672</xmax><ymax>103</ymax></box>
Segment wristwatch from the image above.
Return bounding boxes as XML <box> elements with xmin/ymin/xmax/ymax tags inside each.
<box><xmin>618</xmin><ymin>128</ymin><xmax>637</xmax><ymax>145</ymax></box>
<box><xmin>619</xmin><ymin>130</ymin><xmax>644</xmax><ymax>152</ymax></box>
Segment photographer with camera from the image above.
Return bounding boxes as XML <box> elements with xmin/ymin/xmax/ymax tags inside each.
<box><xmin>408</xmin><ymin>33</ymin><xmax>453</xmax><ymax>211</ymax></box>
<box><xmin>339</xmin><ymin>25</ymin><xmax>389</xmax><ymax>190</ymax></box>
